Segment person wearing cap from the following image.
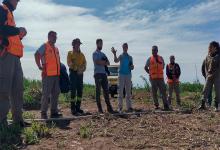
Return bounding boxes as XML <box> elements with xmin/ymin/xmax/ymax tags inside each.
<box><xmin>35</xmin><ymin>31</ymin><xmax>63</xmax><ymax>119</ymax></box>
<box><xmin>166</xmin><ymin>55</ymin><xmax>181</xmax><ymax>108</ymax></box>
<box><xmin>93</xmin><ymin>39</ymin><xmax>116</xmax><ymax>114</ymax></box>
<box><xmin>144</xmin><ymin>46</ymin><xmax>170</xmax><ymax>111</ymax></box>
<box><xmin>67</xmin><ymin>38</ymin><xmax>87</xmax><ymax>115</ymax></box>
<box><xmin>111</xmin><ymin>43</ymin><xmax>134</xmax><ymax>113</ymax></box>
<box><xmin>0</xmin><ymin>0</ymin><xmax>28</xmax><ymax>127</ymax></box>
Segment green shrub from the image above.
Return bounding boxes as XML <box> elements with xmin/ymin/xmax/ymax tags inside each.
<box><xmin>23</xmin><ymin>121</ymin><xmax>52</xmax><ymax>145</ymax></box>
<box><xmin>79</xmin><ymin>124</ymin><xmax>91</xmax><ymax>139</ymax></box>
<box><xmin>23</xmin><ymin>78</ymin><xmax>42</xmax><ymax>110</ymax></box>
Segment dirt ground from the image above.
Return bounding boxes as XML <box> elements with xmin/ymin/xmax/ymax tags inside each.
<box><xmin>23</xmin><ymin>92</ymin><xmax>220</xmax><ymax>150</ymax></box>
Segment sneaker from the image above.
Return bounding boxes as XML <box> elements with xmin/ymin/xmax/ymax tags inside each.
<box><xmin>77</xmin><ymin>109</ymin><xmax>84</xmax><ymax>114</ymax></box>
<box><xmin>50</xmin><ymin>113</ymin><xmax>63</xmax><ymax>118</ymax></box>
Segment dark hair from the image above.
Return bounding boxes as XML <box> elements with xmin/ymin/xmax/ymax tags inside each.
<box><xmin>96</xmin><ymin>39</ymin><xmax>103</xmax><ymax>44</ymax></box>
<box><xmin>123</xmin><ymin>43</ymin><xmax>128</xmax><ymax>47</ymax></box>
<box><xmin>152</xmin><ymin>45</ymin><xmax>158</xmax><ymax>51</ymax></box>
<box><xmin>210</xmin><ymin>41</ymin><xmax>220</xmax><ymax>51</ymax></box>
<box><xmin>48</xmin><ymin>31</ymin><xmax>56</xmax><ymax>37</ymax></box>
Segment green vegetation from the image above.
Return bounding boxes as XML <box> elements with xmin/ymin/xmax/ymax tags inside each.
<box><xmin>0</xmin><ymin>121</ymin><xmax>53</xmax><ymax>150</ymax></box>
<box><xmin>79</xmin><ymin>124</ymin><xmax>92</xmax><ymax>139</ymax></box>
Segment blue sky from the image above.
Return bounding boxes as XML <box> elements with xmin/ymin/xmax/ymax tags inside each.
<box><xmin>3</xmin><ymin>0</ymin><xmax>219</xmax><ymax>86</ymax></box>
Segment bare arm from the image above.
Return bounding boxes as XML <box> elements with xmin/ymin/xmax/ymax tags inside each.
<box><xmin>34</xmin><ymin>52</ymin><xmax>42</xmax><ymax>70</ymax></box>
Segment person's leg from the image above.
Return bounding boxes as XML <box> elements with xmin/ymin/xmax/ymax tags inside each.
<box><xmin>125</xmin><ymin>75</ymin><xmax>132</xmax><ymax>111</ymax></box>
<box><xmin>167</xmin><ymin>83</ymin><xmax>174</xmax><ymax>106</ymax></box>
<box><xmin>76</xmin><ymin>74</ymin><xmax>84</xmax><ymax>113</ymax></box>
<box><xmin>10</xmin><ymin>58</ymin><xmax>24</xmax><ymax>123</ymax></box>
<box><xmin>201</xmin><ymin>79</ymin><xmax>213</xmax><ymax>109</ymax></box>
<box><xmin>207</xmin><ymin>85</ymin><xmax>213</xmax><ymax>106</ymax></box>
<box><xmin>94</xmin><ymin>74</ymin><xmax>103</xmax><ymax>113</ymax></box>
<box><xmin>0</xmin><ymin>53</ymin><xmax>14</xmax><ymax>125</ymax></box>
<box><xmin>50</xmin><ymin>76</ymin><xmax>61</xmax><ymax>116</ymax></box>
<box><xmin>0</xmin><ymin>93</ymin><xmax>10</xmax><ymax>126</ymax></box>
<box><xmin>150</xmin><ymin>79</ymin><xmax>159</xmax><ymax>108</ymax></box>
<box><xmin>101</xmin><ymin>74</ymin><xmax>113</xmax><ymax>112</ymax></box>
<box><xmin>214</xmin><ymin>80</ymin><xmax>220</xmax><ymax>111</ymax></box>
<box><xmin>118</xmin><ymin>75</ymin><xmax>125</xmax><ymax>112</ymax></box>
<box><xmin>174</xmin><ymin>83</ymin><xmax>181</xmax><ymax>106</ymax></box>
<box><xmin>158</xmin><ymin>79</ymin><xmax>169</xmax><ymax>109</ymax></box>
<box><xmin>41</xmin><ymin>77</ymin><xmax>52</xmax><ymax>118</ymax></box>
<box><xmin>69</xmin><ymin>71</ymin><xmax>77</xmax><ymax>114</ymax></box>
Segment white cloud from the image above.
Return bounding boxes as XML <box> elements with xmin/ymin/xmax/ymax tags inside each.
<box><xmin>7</xmin><ymin>0</ymin><xmax>220</xmax><ymax>85</ymax></box>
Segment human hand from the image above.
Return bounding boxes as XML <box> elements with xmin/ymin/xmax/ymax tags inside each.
<box><xmin>19</xmin><ymin>27</ymin><xmax>27</xmax><ymax>38</ymax></box>
<box><xmin>111</xmin><ymin>47</ymin><xmax>117</xmax><ymax>55</ymax></box>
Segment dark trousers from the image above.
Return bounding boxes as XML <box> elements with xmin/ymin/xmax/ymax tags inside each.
<box><xmin>207</xmin><ymin>86</ymin><xmax>213</xmax><ymax>106</ymax></box>
<box><xmin>94</xmin><ymin>73</ymin><xmax>113</xmax><ymax>112</ymax></box>
<box><xmin>69</xmin><ymin>70</ymin><xmax>83</xmax><ymax>102</ymax></box>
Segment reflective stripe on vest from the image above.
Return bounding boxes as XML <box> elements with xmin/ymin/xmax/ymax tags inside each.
<box><xmin>149</xmin><ymin>55</ymin><xmax>164</xmax><ymax>79</ymax></box>
<box><xmin>1</xmin><ymin>5</ymin><xmax>23</xmax><ymax>57</ymax></box>
<box><xmin>44</xmin><ymin>42</ymin><xmax>60</xmax><ymax>76</ymax></box>
<box><xmin>167</xmin><ymin>64</ymin><xmax>179</xmax><ymax>84</ymax></box>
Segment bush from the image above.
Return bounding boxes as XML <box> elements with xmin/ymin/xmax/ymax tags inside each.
<box><xmin>23</xmin><ymin>78</ymin><xmax>42</xmax><ymax>110</ymax></box>
<box><xmin>79</xmin><ymin>124</ymin><xmax>91</xmax><ymax>139</ymax></box>
<box><xmin>23</xmin><ymin>121</ymin><xmax>53</xmax><ymax>145</ymax></box>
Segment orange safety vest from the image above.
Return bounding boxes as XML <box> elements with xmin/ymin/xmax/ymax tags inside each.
<box><xmin>43</xmin><ymin>42</ymin><xmax>60</xmax><ymax>76</ymax></box>
<box><xmin>149</xmin><ymin>55</ymin><xmax>164</xmax><ymax>79</ymax></box>
<box><xmin>167</xmin><ymin>64</ymin><xmax>179</xmax><ymax>84</ymax></box>
<box><xmin>1</xmin><ymin>5</ymin><xmax>23</xmax><ymax>57</ymax></box>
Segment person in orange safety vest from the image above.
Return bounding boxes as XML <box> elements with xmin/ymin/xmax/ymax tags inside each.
<box><xmin>144</xmin><ymin>46</ymin><xmax>170</xmax><ymax>111</ymax></box>
<box><xmin>35</xmin><ymin>31</ymin><xmax>63</xmax><ymax>119</ymax></box>
<box><xmin>0</xmin><ymin>0</ymin><xmax>28</xmax><ymax>127</ymax></box>
<box><xmin>166</xmin><ymin>55</ymin><xmax>181</xmax><ymax>107</ymax></box>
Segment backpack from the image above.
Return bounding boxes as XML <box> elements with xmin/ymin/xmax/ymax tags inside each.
<box><xmin>59</xmin><ymin>63</ymin><xmax>70</xmax><ymax>93</ymax></box>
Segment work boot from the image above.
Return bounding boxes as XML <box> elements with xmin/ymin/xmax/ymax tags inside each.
<box><xmin>107</xmin><ymin>106</ymin><xmax>117</xmax><ymax>114</ymax></box>
<box><xmin>50</xmin><ymin>112</ymin><xmax>63</xmax><ymax>118</ymax></box>
<box><xmin>71</xmin><ymin>102</ymin><xmax>77</xmax><ymax>115</ymax></box>
<box><xmin>214</xmin><ymin>101</ymin><xmax>219</xmax><ymax>112</ymax></box>
<box><xmin>199</xmin><ymin>101</ymin><xmax>206</xmax><ymax>110</ymax></box>
<box><xmin>163</xmin><ymin>103</ymin><xmax>171</xmax><ymax>111</ymax></box>
<box><xmin>76</xmin><ymin>101</ymin><xmax>84</xmax><ymax>114</ymax></box>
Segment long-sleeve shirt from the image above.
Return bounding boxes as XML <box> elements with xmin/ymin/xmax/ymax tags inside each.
<box><xmin>166</xmin><ymin>63</ymin><xmax>181</xmax><ymax>80</ymax></box>
<box><xmin>67</xmin><ymin>50</ymin><xmax>87</xmax><ymax>72</ymax></box>
<box><xmin>204</xmin><ymin>53</ymin><xmax>220</xmax><ymax>79</ymax></box>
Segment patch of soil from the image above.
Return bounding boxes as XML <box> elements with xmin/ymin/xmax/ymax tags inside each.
<box><xmin>24</xmin><ymin>96</ymin><xmax>220</xmax><ymax>150</ymax></box>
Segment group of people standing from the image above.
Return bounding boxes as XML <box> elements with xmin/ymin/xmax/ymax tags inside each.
<box><xmin>33</xmin><ymin>31</ymin><xmax>183</xmax><ymax>119</ymax></box>
<box><xmin>0</xmin><ymin>0</ymin><xmax>219</xmax><ymax>128</ymax></box>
